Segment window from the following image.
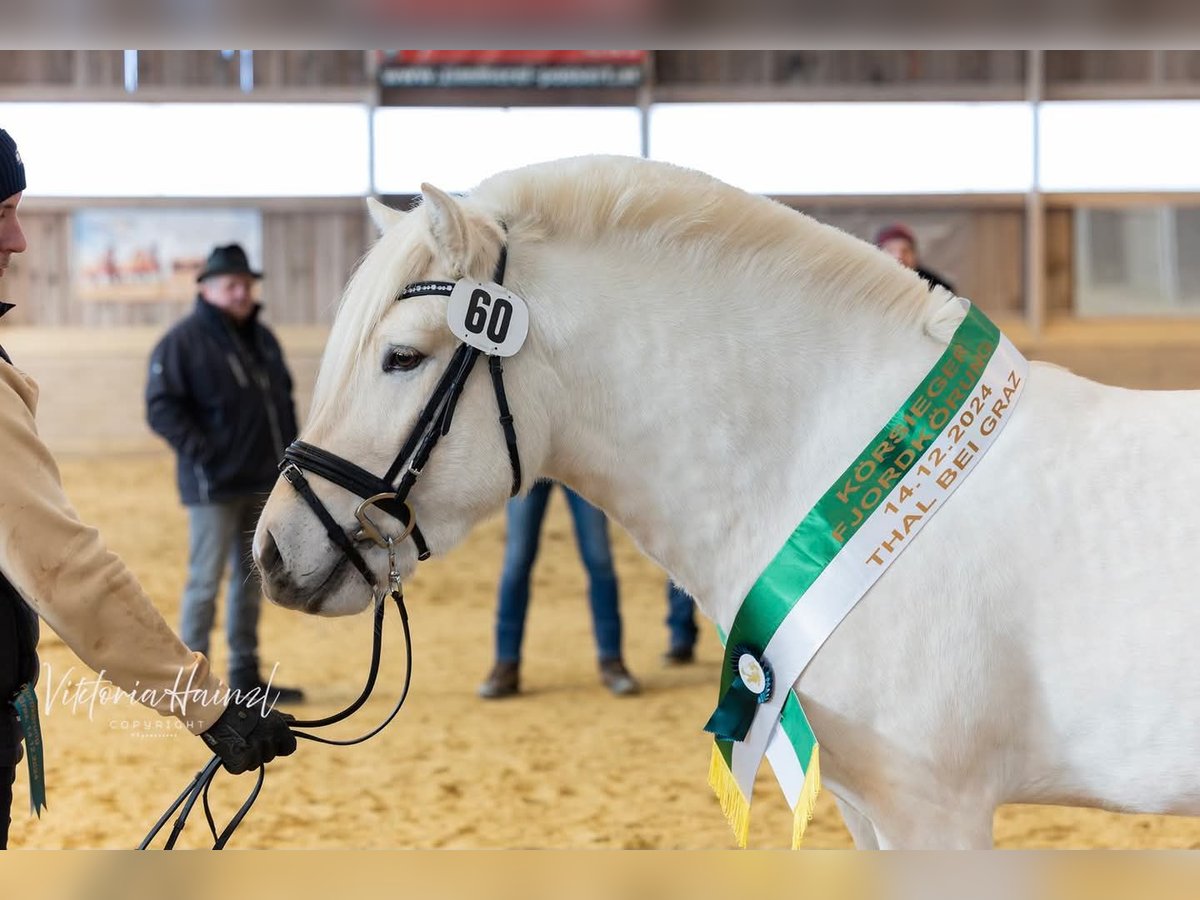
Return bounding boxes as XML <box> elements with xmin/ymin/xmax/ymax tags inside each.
<box><xmin>1076</xmin><ymin>206</ymin><xmax>1200</xmax><ymax>315</ymax></box>
<box><xmin>373</xmin><ymin>106</ymin><xmax>643</xmax><ymax>194</ymax></box>
<box><xmin>1040</xmin><ymin>102</ymin><xmax>1200</xmax><ymax>192</ymax></box>
<box><xmin>648</xmin><ymin>103</ymin><xmax>1034</xmax><ymax>195</ymax></box>
<box><xmin>0</xmin><ymin>103</ymin><xmax>370</xmax><ymax>197</ymax></box>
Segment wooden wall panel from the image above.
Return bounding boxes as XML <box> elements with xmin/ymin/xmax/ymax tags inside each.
<box><xmin>79</xmin><ymin>51</ymin><xmax>124</xmax><ymax>88</ymax></box>
<box><xmin>3</xmin><ymin>203</ymin><xmax>1073</xmax><ymax>329</ymax></box>
<box><xmin>0</xmin><ymin>50</ymin><xmax>74</xmax><ymax>84</ymax></box>
<box><xmin>1045</xmin><ymin>51</ymin><xmax>1152</xmax><ymax>83</ymax></box>
<box><xmin>0</xmin><ymin>51</ymin><xmax>368</xmax><ymax>90</ymax></box>
<box><xmin>1164</xmin><ymin>51</ymin><xmax>1200</xmax><ymax>81</ymax></box>
<box><xmin>2</xmin><ymin>211</ymin><xmax>71</xmax><ymax>326</ymax></box>
<box><xmin>275</xmin><ymin>51</ymin><xmax>368</xmax><ymax>87</ymax></box>
<box><xmin>2</xmin><ymin>205</ymin><xmax>370</xmax><ymax>328</ymax></box>
<box><xmin>0</xmin><ymin>192</ymin><xmax>1098</xmax><ymax>338</ymax></box>
<box><xmin>259</xmin><ymin>208</ymin><xmax>370</xmax><ymax>326</ymax></box>
<box><xmin>138</xmin><ymin>50</ymin><xmax>239</xmax><ymax>88</ymax></box>
<box><xmin>1046</xmin><ymin>208</ymin><xmax>1075</xmax><ymax>317</ymax></box>
<box><xmin>655</xmin><ymin>51</ymin><xmax>1029</xmax><ymax>87</ymax></box>
<box><xmin>8</xmin><ymin>50</ymin><xmax>1200</xmax><ymax>96</ymax></box>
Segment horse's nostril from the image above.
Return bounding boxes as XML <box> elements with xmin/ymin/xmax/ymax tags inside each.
<box><xmin>259</xmin><ymin>531</ymin><xmax>282</xmax><ymax>575</ymax></box>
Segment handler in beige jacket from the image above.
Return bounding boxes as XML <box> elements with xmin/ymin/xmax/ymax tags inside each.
<box><xmin>0</xmin><ymin>126</ymin><xmax>295</xmax><ymax>849</ymax></box>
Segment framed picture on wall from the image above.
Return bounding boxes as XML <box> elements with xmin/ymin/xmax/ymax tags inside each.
<box><xmin>72</xmin><ymin>208</ymin><xmax>263</xmax><ymax>305</ymax></box>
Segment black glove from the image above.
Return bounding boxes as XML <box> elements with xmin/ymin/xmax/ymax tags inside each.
<box><xmin>200</xmin><ymin>695</ymin><xmax>297</xmax><ymax>775</ymax></box>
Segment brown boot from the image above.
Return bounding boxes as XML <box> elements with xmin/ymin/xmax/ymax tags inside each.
<box><xmin>599</xmin><ymin>658</ymin><xmax>641</xmax><ymax>696</ymax></box>
<box><xmin>478</xmin><ymin>660</ymin><xmax>520</xmax><ymax>699</ymax></box>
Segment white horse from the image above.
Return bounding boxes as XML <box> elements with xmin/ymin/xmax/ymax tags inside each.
<box><xmin>253</xmin><ymin>155</ymin><xmax>1200</xmax><ymax>849</ymax></box>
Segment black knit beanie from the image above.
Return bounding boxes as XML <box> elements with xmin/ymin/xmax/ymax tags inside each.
<box><xmin>0</xmin><ymin>128</ymin><xmax>27</xmax><ymax>201</ymax></box>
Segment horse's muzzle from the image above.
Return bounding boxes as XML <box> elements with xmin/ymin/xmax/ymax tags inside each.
<box><xmin>255</xmin><ymin>529</ymin><xmax>343</xmax><ymax>614</ymax></box>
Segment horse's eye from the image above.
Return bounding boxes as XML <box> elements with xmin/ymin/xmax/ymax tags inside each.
<box><xmin>383</xmin><ymin>346</ymin><xmax>426</xmax><ymax>373</ymax></box>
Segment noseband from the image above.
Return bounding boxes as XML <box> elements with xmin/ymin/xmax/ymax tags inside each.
<box><xmin>278</xmin><ymin>245</ymin><xmax>522</xmax><ymax>589</ymax></box>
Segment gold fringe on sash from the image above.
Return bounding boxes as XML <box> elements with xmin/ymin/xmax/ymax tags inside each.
<box><xmin>708</xmin><ymin>745</ymin><xmax>751</xmax><ymax>848</ymax></box>
<box><xmin>791</xmin><ymin>743</ymin><xmax>821</xmax><ymax>849</ymax></box>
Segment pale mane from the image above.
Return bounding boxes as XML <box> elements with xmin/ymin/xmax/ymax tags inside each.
<box><xmin>473</xmin><ymin>154</ymin><xmax>808</xmax><ymax>262</ymax></box>
<box><xmin>311</xmin><ymin>155</ymin><xmax>946</xmax><ymax>423</ymax></box>
<box><xmin>470</xmin><ymin>155</ymin><xmax>941</xmax><ymax>325</ymax></box>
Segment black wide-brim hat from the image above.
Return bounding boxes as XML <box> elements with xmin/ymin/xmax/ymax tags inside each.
<box><xmin>196</xmin><ymin>243</ymin><xmax>263</xmax><ymax>283</ymax></box>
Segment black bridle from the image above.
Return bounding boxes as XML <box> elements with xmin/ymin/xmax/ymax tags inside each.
<box><xmin>278</xmin><ymin>243</ymin><xmax>522</xmax><ymax>588</ymax></box>
<box><xmin>142</xmin><ymin>243</ymin><xmax>523</xmax><ymax>849</ymax></box>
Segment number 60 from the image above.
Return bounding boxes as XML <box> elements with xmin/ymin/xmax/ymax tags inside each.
<box><xmin>466</xmin><ymin>288</ymin><xmax>513</xmax><ymax>344</ymax></box>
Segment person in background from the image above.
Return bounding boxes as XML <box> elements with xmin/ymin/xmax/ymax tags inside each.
<box><xmin>478</xmin><ymin>480</ymin><xmax>641</xmax><ymax>699</ymax></box>
<box><xmin>0</xmin><ymin>126</ymin><xmax>294</xmax><ymax>850</ymax></box>
<box><xmin>874</xmin><ymin>222</ymin><xmax>956</xmax><ymax>295</ymax></box>
<box><xmin>146</xmin><ymin>244</ymin><xmax>304</xmax><ymax>706</ymax></box>
<box><xmin>664</xmin><ymin>581</ymin><xmax>698</xmax><ymax>665</ymax></box>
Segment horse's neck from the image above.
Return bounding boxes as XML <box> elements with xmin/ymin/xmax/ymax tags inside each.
<box><xmin>529</xmin><ymin>234</ymin><xmax>952</xmax><ymax>629</ymax></box>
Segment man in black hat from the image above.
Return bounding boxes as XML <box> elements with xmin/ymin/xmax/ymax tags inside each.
<box><xmin>147</xmin><ymin>243</ymin><xmax>305</xmax><ymax>705</ymax></box>
<box><xmin>1</xmin><ymin>130</ymin><xmax>296</xmax><ymax>849</ymax></box>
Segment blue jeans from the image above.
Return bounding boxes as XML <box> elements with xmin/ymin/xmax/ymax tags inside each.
<box><xmin>494</xmin><ymin>481</ymin><xmax>622</xmax><ymax>663</ymax></box>
<box><xmin>179</xmin><ymin>496</ymin><xmax>264</xmax><ymax>678</ymax></box>
<box><xmin>666</xmin><ymin>581</ymin><xmax>698</xmax><ymax>652</ymax></box>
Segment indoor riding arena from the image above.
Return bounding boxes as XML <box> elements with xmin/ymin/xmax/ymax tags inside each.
<box><xmin>3</xmin><ymin>50</ymin><xmax>1200</xmax><ymax>851</ymax></box>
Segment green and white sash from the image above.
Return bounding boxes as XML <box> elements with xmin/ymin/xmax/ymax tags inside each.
<box><xmin>705</xmin><ymin>299</ymin><xmax>1028</xmax><ymax>847</ymax></box>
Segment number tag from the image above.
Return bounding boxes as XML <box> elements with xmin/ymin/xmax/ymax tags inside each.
<box><xmin>446</xmin><ymin>280</ymin><xmax>529</xmax><ymax>357</ymax></box>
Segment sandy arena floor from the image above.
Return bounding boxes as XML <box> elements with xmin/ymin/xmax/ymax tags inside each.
<box><xmin>8</xmin><ymin>456</ymin><xmax>1200</xmax><ymax>849</ymax></box>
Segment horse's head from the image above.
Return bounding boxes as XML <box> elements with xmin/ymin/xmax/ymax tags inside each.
<box><xmin>254</xmin><ymin>185</ymin><xmax>552</xmax><ymax>615</ymax></box>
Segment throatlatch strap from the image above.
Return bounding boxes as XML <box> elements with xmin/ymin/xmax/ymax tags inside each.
<box><xmin>492</xmin><ymin>241</ymin><xmax>508</xmax><ymax>285</ymax></box>
<box><xmin>383</xmin><ymin>343</ymin><xmax>476</xmax><ymax>485</ymax></box>
<box><xmin>395</xmin><ymin>348</ymin><xmax>482</xmax><ymax>499</ymax></box>
<box><xmin>436</xmin><ymin>346</ymin><xmax>482</xmax><ymax>437</ymax></box>
<box><xmin>488</xmin><ymin>355</ymin><xmax>521</xmax><ymax>497</ymax></box>
<box><xmin>410</xmin><ymin>527</ymin><xmax>431</xmax><ymax>561</ymax></box>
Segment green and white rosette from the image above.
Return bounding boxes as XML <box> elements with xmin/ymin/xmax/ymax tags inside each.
<box><xmin>705</xmin><ymin>299</ymin><xmax>1027</xmax><ymax>848</ymax></box>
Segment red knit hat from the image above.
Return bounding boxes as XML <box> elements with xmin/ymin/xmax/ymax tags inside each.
<box><xmin>874</xmin><ymin>223</ymin><xmax>916</xmax><ymax>248</ymax></box>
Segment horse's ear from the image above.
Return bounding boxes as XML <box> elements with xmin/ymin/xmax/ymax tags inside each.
<box><xmin>366</xmin><ymin>197</ymin><xmax>406</xmax><ymax>234</ymax></box>
<box><xmin>420</xmin><ymin>182</ymin><xmax>471</xmax><ymax>275</ymax></box>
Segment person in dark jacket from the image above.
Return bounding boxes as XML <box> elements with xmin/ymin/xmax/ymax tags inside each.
<box><xmin>874</xmin><ymin>222</ymin><xmax>957</xmax><ymax>296</ymax></box>
<box><xmin>1</xmin><ymin>128</ymin><xmax>295</xmax><ymax>851</ymax></box>
<box><xmin>146</xmin><ymin>244</ymin><xmax>304</xmax><ymax>704</ymax></box>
